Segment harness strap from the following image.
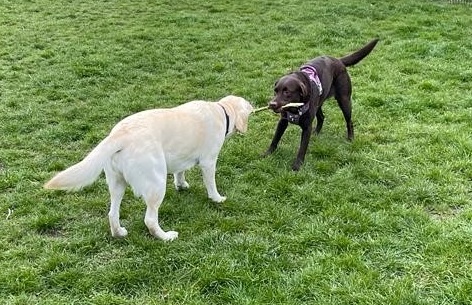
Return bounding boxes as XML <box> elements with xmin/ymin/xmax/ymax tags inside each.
<box><xmin>300</xmin><ymin>65</ymin><xmax>323</xmax><ymax>96</ymax></box>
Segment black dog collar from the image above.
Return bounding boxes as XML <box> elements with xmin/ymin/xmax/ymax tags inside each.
<box><xmin>218</xmin><ymin>104</ymin><xmax>230</xmax><ymax>135</ymax></box>
<box><xmin>283</xmin><ymin>102</ymin><xmax>310</xmax><ymax>124</ymax></box>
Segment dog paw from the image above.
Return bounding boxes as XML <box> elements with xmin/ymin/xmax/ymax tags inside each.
<box><xmin>262</xmin><ymin>148</ymin><xmax>274</xmax><ymax>157</ymax></box>
<box><xmin>112</xmin><ymin>227</ymin><xmax>128</xmax><ymax>238</ymax></box>
<box><xmin>211</xmin><ymin>195</ymin><xmax>226</xmax><ymax>203</ymax></box>
<box><xmin>291</xmin><ymin>161</ymin><xmax>302</xmax><ymax>171</ymax></box>
<box><xmin>175</xmin><ymin>181</ymin><xmax>190</xmax><ymax>190</ymax></box>
<box><xmin>162</xmin><ymin>231</ymin><xmax>179</xmax><ymax>241</ymax></box>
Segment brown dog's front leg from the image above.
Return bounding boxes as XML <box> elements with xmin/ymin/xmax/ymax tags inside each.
<box><xmin>263</xmin><ymin>119</ymin><xmax>288</xmax><ymax>156</ymax></box>
<box><xmin>292</xmin><ymin>125</ymin><xmax>313</xmax><ymax>171</ymax></box>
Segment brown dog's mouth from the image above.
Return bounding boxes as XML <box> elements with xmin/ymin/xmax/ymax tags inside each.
<box><xmin>269</xmin><ymin>102</ymin><xmax>304</xmax><ymax>113</ymax></box>
<box><xmin>268</xmin><ymin>101</ymin><xmax>290</xmax><ymax>113</ymax></box>
<box><xmin>268</xmin><ymin>101</ymin><xmax>280</xmax><ymax>111</ymax></box>
<box><xmin>270</xmin><ymin>106</ymin><xmax>282</xmax><ymax>113</ymax></box>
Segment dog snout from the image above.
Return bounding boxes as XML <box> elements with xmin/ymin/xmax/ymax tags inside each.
<box><xmin>270</xmin><ymin>100</ymin><xmax>287</xmax><ymax>113</ymax></box>
<box><xmin>268</xmin><ymin>100</ymin><xmax>281</xmax><ymax>111</ymax></box>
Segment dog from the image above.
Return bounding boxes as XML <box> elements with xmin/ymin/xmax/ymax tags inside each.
<box><xmin>44</xmin><ymin>95</ymin><xmax>253</xmax><ymax>241</ymax></box>
<box><xmin>264</xmin><ymin>39</ymin><xmax>379</xmax><ymax>171</ymax></box>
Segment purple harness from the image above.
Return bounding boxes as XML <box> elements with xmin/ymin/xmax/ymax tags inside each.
<box><xmin>300</xmin><ymin>65</ymin><xmax>323</xmax><ymax>96</ymax></box>
<box><xmin>283</xmin><ymin>66</ymin><xmax>323</xmax><ymax>124</ymax></box>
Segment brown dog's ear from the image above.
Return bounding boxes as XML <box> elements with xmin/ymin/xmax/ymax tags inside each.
<box><xmin>273</xmin><ymin>80</ymin><xmax>279</xmax><ymax>89</ymax></box>
<box><xmin>298</xmin><ymin>77</ymin><xmax>309</xmax><ymax>98</ymax></box>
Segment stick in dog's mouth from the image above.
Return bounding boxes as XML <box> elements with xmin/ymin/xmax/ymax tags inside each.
<box><xmin>282</xmin><ymin>103</ymin><xmax>304</xmax><ymax>108</ymax></box>
<box><xmin>252</xmin><ymin>106</ymin><xmax>269</xmax><ymax>113</ymax></box>
<box><xmin>252</xmin><ymin>103</ymin><xmax>305</xmax><ymax>114</ymax></box>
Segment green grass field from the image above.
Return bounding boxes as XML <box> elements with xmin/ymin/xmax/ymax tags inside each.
<box><xmin>1</xmin><ymin>0</ymin><xmax>472</xmax><ymax>304</ymax></box>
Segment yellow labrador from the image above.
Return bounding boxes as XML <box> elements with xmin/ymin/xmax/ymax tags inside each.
<box><xmin>45</xmin><ymin>95</ymin><xmax>253</xmax><ymax>241</ymax></box>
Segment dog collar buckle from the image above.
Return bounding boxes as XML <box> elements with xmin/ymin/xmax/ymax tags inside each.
<box><xmin>300</xmin><ymin>65</ymin><xmax>323</xmax><ymax>96</ymax></box>
<box><xmin>286</xmin><ymin>112</ymin><xmax>300</xmax><ymax>124</ymax></box>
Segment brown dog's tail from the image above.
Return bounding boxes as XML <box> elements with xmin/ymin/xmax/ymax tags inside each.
<box><xmin>340</xmin><ymin>38</ymin><xmax>379</xmax><ymax>67</ymax></box>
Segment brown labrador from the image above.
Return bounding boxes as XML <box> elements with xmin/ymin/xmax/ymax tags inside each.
<box><xmin>264</xmin><ymin>39</ymin><xmax>379</xmax><ymax>171</ymax></box>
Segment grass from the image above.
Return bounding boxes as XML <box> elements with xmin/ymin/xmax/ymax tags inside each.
<box><xmin>1</xmin><ymin>0</ymin><xmax>472</xmax><ymax>304</ymax></box>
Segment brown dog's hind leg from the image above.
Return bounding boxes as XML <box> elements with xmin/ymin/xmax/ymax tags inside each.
<box><xmin>334</xmin><ymin>73</ymin><xmax>354</xmax><ymax>141</ymax></box>
<box><xmin>314</xmin><ymin>108</ymin><xmax>325</xmax><ymax>135</ymax></box>
<box><xmin>336</xmin><ymin>97</ymin><xmax>354</xmax><ymax>141</ymax></box>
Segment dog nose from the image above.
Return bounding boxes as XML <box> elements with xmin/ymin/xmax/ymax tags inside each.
<box><xmin>268</xmin><ymin>101</ymin><xmax>278</xmax><ymax>109</ymax></box>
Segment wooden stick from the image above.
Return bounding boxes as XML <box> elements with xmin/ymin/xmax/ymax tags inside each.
<box><xmin>282</xmin><ymin>103</ymin><xmax>304</xmax><ymax>108</ymax></box>
<box><xmin>252</xmin><ymin>103</ymin><xmax>304</xmax><ymax>114</ymax></box>
<box><xmin>252</xmin><ymin>106</ymin><xmax>269</xmax><ymax>113</ymax></box>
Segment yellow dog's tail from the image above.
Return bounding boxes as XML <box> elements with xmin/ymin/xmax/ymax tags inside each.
<box><xmin>44</xmin><ymin>136</ymin><xmax>122</xmax><ymax>191</ymax></box>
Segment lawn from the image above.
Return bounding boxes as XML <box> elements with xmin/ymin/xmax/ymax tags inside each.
<box><xmin>1</xmin><ymin>0</ymin><xmax>472</xmax><ymax>304</ymax></box>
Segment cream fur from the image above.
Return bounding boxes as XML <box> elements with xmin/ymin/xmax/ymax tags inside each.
<box><xmin>44</xmin><ymin>95</ymin><xmax>253</xmax><ymax>241</ymax></box>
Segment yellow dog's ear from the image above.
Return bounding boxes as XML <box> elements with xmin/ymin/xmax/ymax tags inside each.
<box><xmin>218</xmin><ymin>95</ymin><xmax>253</xmax><ymax>134</ymax></box>
<box><xmin>235</xmin><ymin>100</ymin><xmax>253</xmax><ymax>133</ymax></box>
<box><xmin>235</xmin><ymin>113</ymin><xmax>248</xmax><ymax>133</ymax></box>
